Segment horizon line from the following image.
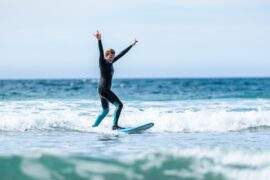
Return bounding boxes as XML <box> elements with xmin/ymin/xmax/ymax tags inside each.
<box><xmin>0</xmin><ymin>76</ymin><xmax>270</xmax><ymax>80</ymax></box>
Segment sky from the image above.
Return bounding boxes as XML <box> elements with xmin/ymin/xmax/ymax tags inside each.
<box><xmin>0</xmin><ymin>0</ymin><xmax>270</xmax><ymax>79</ymax></box>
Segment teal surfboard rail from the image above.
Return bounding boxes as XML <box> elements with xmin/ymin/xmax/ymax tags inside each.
<box><xmin>118</xmin><ymin>122</ymin><xmax>154</xmax><ymax>134</ymax></box>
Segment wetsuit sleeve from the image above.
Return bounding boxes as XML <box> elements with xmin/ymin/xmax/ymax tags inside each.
<box><xmin>98</xmin><ymin>39</ymin><xmax>104</xmax><ymax>63</ymax></box>
<box><xmin>113</xmin><ymin>45</ymin><xmax>133</xmax><ymax>63</ymax></box>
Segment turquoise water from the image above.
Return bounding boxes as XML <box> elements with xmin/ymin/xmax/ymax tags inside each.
<box><xmin>1</xmin><ymin>78</ymin><xmax>270</xmax><ymax>179</ymax></box>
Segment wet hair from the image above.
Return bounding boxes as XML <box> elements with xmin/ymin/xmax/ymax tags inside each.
<box><xmin>105</xmin><ymin>49</ymin><xmax>115</xmax><ymax>57</ymax></box>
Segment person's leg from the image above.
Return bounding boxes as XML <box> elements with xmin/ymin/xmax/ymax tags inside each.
<box><xmin>92</xmin><ymin>97</ymin><xmax>109</xmax><ymax>127</ymax></box>
<box><xmin>100</xmin><ymin>90</ymin><xmax>123</xmax><ymax>129</ymax></box>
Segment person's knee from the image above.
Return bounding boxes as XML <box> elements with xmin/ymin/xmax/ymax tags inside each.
<box><xmin>99</xmin><ymin>90</ymin><xmax>109</xmax><ymax>97</ymax></box>
<box><xmin>116</xmin><ymin>102</ymin><xmax>123</xmax><ymax>110</ymax></box>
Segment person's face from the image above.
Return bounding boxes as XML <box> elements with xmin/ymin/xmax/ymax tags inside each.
<box><xmin>105</xmin><ymin>52</ymin><xmax>115</xmax><ymax>63</ymax></box>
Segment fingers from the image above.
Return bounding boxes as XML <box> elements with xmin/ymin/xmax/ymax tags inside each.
<box><xmin>94</xmin><ymin>30</ymin><xmax>101</xmax><ymax>35</ymax></box>
<box><xmin>93</xmin><ymin>30</ymin><xmax>101</xmax><ymax>39</ymax></box>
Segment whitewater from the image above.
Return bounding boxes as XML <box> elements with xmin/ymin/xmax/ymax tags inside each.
<box><xmin>0</xmin><ymin>78</ymin><xmax>270</xmax><ymax>179</ymax></box>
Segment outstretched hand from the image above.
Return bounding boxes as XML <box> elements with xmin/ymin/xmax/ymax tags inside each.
<box><xmin>132</xmin><ymin>39</ymin><xmax>138</xmax><ymax>46</ymax></box>
<box><xmin>93</xmin><ymin>30</ymin><xmax>101</xmax><ymax>40</ymax></box>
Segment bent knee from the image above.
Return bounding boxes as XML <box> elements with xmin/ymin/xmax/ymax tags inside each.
<box><xmin>99</xmin><ymin>89</ymin><xmax>109</xmax><ymax>97</ymax></box>
<box><xmin>115</xmin><ymin>102</ymin><xmax>123</xmax><ymax>109</ymax></box>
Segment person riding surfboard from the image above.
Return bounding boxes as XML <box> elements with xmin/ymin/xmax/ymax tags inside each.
<box><xmin>92</xmin><ymin>30</ymin><xmax>138</xmax><ymax>130</ymax></box>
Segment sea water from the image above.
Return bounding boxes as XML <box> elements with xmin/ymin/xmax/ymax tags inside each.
<box><xmin>0</xmin><ymin>78</ymin><xmax>270</xmax><ymax>180</ymax></box>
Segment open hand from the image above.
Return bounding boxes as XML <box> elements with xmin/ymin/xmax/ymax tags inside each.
<box><xmin>93</xmin><ymin>30</ymin><xmax>101</xmax><ymax>40</ymax></box>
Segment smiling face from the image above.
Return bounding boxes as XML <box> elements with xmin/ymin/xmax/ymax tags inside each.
<box><xmin>105</xmin><ymin>49</ymin><xmax>115</xmax><ymax>63</ymax></box>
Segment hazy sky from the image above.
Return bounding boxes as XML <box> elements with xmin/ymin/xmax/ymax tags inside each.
<box><xmin>1</xmin><ymin>0</ymin><xmax>270</xmax><ymax>79</ymax></box>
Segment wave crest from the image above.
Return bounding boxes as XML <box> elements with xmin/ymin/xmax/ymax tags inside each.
<box><xmin>1</xmin><ymin>99</ymin><xmax>270</xmax><ymax>133</ymax></box>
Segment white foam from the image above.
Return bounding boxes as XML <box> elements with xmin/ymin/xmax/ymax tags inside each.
<box><xmin>0</xmin><ymin>99</ymin><xmax>270</xmax><ymax>132</ymax></box>
<box><xmin>122</xmin><ymin>148</ymin><xmax>270</xmax><ymax>180</ymax></box>
<box><xmin>4</xmin><ymin>147</ymin><xmax>270</xmax><ymax>180</ymax></box>
<box><xmin>121</xmin><ymin>99</ymin><xmax>270</xmax><ymax>132</ymax></box>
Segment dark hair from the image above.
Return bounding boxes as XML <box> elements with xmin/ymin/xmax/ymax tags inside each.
<box><xmin>105</xmin><ymin>49</ymin><xmax>115</xmax><ymax>57</ymax></box>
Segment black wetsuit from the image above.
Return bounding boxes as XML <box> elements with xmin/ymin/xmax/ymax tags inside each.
<box><xmin>96</xmin><ymin>39</ymin><xmax>132</xmax><ymax>127</ymax></box>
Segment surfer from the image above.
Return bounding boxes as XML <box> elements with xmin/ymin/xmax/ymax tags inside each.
<box><xmin>92</xmin><ymin>30</ymin><xmax>138</xmax><ymax>130</ymax></box>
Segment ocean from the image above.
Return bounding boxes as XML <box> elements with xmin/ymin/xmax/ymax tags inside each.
<box><xmin>0</xmin><ymin>78</ymin><xmax>270</xmax><ymax>180</ymax></box>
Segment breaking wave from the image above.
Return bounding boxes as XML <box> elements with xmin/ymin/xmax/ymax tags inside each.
<box><xmin>0</xmin><ymin>99</ymin><xmax>270</xmax><ymax>133</ymax></box>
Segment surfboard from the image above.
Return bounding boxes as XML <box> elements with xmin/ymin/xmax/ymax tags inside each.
<box><xmin>118</xmin><ymin>122</ymin><xmax>154</xmax><ymax>134</ymax></box>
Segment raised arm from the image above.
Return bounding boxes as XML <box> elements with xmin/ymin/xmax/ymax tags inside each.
<box><xmin>98</xmin><ymin>39</ymin><xmax>104</xmax><ymax>58</ymax></box>
<box><xmin>113</xmin><ymin>39</ymin><xmax>138</xmax><ymax>63</ymax></box>
<box><xmin>112</xmin><ymin>45</ymin><xmax>132</xmax><ymax>63</ymax></box>
<box><xmin>94</xmin><ymin>30</ymin><xmax>104</xmax><ymax>59</ymax></box>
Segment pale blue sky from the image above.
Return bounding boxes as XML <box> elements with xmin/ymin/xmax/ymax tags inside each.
<box><xmin>0</xmin><ymin>0</ymin><xmax>270</xmax><ymax>79</ymax></box>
